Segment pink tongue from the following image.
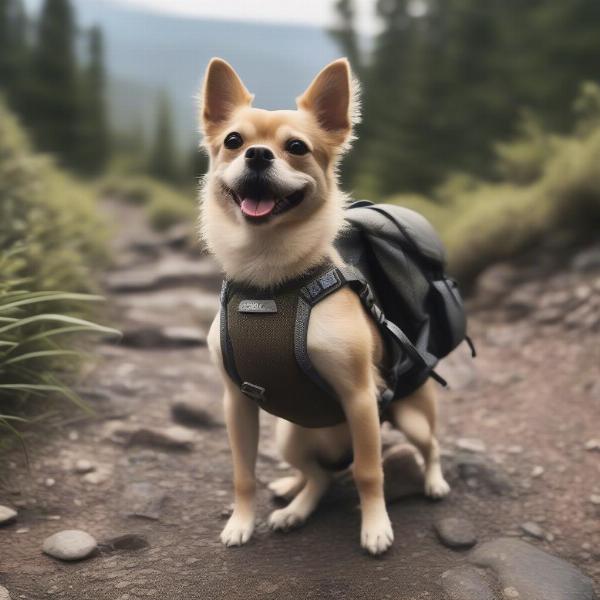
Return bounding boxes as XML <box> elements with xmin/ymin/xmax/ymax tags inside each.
<box><xmin>240</xmin><ymin>198</ymin><xmax>276</xmax><ymax>218</ymax></box>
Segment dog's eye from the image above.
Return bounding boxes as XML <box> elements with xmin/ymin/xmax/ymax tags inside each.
<box><xmin>286</xmin><ymin>139</ymin><xmax>310</xmax><ymax>156</ymax></box>
<box><xmin>224</xmin><ymin>132</ymin><xmax>243</xmax><ymax>150</ymax></box>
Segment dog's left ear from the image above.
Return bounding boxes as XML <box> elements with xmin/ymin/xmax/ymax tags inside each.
<box><xmin>297</xmin><ymin>58</ymin><xmax>358</xmax><ymax>141</ymax></box>
<box><xmin>200</xmin><ymin>58</ymin><xmax>253</xmax><ymax>136</ymax></box>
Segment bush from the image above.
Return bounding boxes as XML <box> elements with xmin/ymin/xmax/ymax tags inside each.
<box><xmin>386</xmin><ymin>83</ymin><xmax>600</xmax><ymax>287</ymax></box>
<box><xmin>0</xmin><ymin>99</ymin><xmax>114</xmax><ymax>436</ymax></box>
<box><xmin>98</xmin><ymin>174</ymin><xmax>196</xmax><ymax>231</ymax></box>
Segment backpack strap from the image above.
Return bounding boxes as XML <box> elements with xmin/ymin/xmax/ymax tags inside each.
<box><xmin>337</xmin><ymin>265</ymin><xmax>448</xmax><ymax>388</ymax></box>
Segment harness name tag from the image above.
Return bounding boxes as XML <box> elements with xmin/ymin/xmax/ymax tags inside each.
<box><xmin>238</xmin><ymin>299</ymin><xmax>277</xmax><ymax>314</ymax></box>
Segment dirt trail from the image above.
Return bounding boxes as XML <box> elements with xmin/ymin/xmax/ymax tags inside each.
<box><xmin>0</xmin><ymin>201</ymin><xmax>598</xmax><ymax>599</ymax></box>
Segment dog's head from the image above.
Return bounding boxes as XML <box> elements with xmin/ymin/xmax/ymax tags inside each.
<box><xmin>199</xmin><ymin>58</ymin><xmax>358</xmax><ymax>285</ymax></box>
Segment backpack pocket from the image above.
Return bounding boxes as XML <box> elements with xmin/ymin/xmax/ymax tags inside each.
<box><xmin>430</xmin><ymin>277</ymin><xmax>466</xmax><ymax>357</ymax></box>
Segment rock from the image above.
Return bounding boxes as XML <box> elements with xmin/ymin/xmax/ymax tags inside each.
<box><xmin>454</xmin><ymin>454</ymin><xmax>513</xmax><ymax>496</ymax></box>
<box><xmin>572</xmin><ymin>245</ymin><xmax>600</xmax><ymax>272</ymax></box>
<box><xmin>584</xmin><ymin>439</ymin><xmax>600</xmax><ymax>452</ymax></box>
<box><xmin>589</xmin><ymin>494</ymin><xmax>600</xmax><ymax>506</ymax></box>
<box><xmin>456</xmin><ymin>438</ymin><xmax>486</xmax><ymax>453</ymax></box>
<box><xmin>520</xmin><ymin>521</ymin><xmax>545</xmax><ymax>540</ymax></box>
<box><xmin>106</xmin><ymin>423</ymin><xmax>194</xmax><ymax>450</ymax></box>
<box><xmin>469</xmin><ymin>538</ymin><xmax>597</xmax><ymax>600</ymax></box>
<box><xmin>74</xmin><ymin>459</ymin><xmax>95</xmax><ymax>474</ymax></box>
<box><xmin>100</xmin><ymin>533</ymin><xmax>149</xmax><ymax>552</ymax></box>
<box><xmin>382</xmin><ymin>444</ymin><xmax>425</xmax><ymax>501</ymax></box>
<box><xmin>531</xmin><ymin>466</ymin><xmax>545</xmax><ymax>478</ymax></box>
<box><xmin>120</xmin><ymin>325</ymin><xmax>206</xmax><ymax>349</ymax></box>
<box><xmin>440</xmin><ymin>566</ymin><xmax>495</xmax><ymax>600</ymax></box>
<box><xmin>0</xmin><ymin>505</ymin><xmax>17</xmax><ymax>525</ymax></box>
<box><xmin>534</xmin><ymin>306</ymin><xmax>564</xmax><ymax>325</ymax></box>
<box><xmin>123</xmin><ymin>482</ymin><xmax>166</xmax><ymax>520</ymax></box>
<box><xmin>42</xmin><ymin>530</ymin><xmax>97</xmax><ymax>561</ymax></box>
<box><xmin>507</xmin><ymin>445</ymin><xmax>523</xmax><ymax>454</ymax></box>
<box><xmin>504</xmin><ymin>284</ymin><xmax>539</xmax><ymax>319</ymax></box>
<box><xmin>474</xmin><ymin>263</ymin><xmax>521</xmax><ymax>307</ymax></box>
<box><xmin>171</xmin><ymin>398</ymin><xmax>219</xmax><ymax>428</ymax></box>
<box><xmin>45</xmin><ymin>477</ymin><xmax>56</xmax><ymax>487</ymax></box>
<box><xmin>0</xmin><ymin>585</ymin><xmax>11</xmax><ymax>600</ymax></box>
<box><xmin>434</xmin><ymin>517</ymin><xmax>477</xmax><ymax>549</ymax></box>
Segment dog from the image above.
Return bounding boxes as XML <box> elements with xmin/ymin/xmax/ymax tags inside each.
<box><xmin>199</xmin><ymin>57</ymin><xmax>450</xmax><ymax>555</ymax></box>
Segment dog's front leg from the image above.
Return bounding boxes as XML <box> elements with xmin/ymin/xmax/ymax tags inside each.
<box><xmin>220</xmin><ymin>381</ymin><xmax>259</xmax><ymax>547</ymax></box>
<box><xmin>345</xmin><ymin>388</ymin><xmax>394</xmax><ymax>555</ymax></box>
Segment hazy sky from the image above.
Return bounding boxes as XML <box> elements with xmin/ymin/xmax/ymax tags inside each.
<box><xmin>113</xmin><ymin>0</ymin><xmax>381</xmax><ymax>34</ymax></box>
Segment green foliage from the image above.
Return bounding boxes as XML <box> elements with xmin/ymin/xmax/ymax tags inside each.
<box><xmin>0</xmin><ymin>100</ymin><xmax>114</xmax><ymax>435</ymax></box>
<box><xmin>386</xmin><ymin>84</ymin><xmax>600</xmax><ymax>285</ymax></box>
<box><xmin>0</xmin><ymin>99</ymin><xmax>109</xmax><ymax>293</ymax></box>
<box><xmin>339</xmin><ymin>0</ymin><xmax>600</xmax><ymax>197</ymax></box>
<box><xmin>98</xmin><ymin>174</ymin><xmax>196</xmax><ymax>231</ymax></box>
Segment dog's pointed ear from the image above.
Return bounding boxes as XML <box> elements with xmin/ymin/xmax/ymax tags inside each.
<box><xmin>297</xmin><ymin>58</ymin><xmax>357</xmax><ymax>138</ymax></box>
<box><xmin>200</xmin><ymin>58</ymin><xmax>253</xmax><ymax>135</ymax></box>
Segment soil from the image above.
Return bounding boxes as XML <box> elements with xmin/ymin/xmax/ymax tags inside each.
<box><xmin>0</xmin><ymin>201</ymin><xmax>598</xmax><ymax>599</ymax></box>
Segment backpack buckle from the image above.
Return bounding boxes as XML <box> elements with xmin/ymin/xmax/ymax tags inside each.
<box><xmin>241</xmin><ymin>382</ymin><xmax>266</xmax><ymax>402</ymax></box>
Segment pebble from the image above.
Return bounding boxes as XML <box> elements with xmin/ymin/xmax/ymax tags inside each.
<box><xmin>589</xmin><ymin>494</ymin><xmax>600</xmax><ymax>506</ymax></box>
<box><xmin>520</xmin><ymin>521</ymin><xmax>545</xmax><ymax>540</ymax></box>
<box><xmin>584</xmin><ymin>439</ymin><xmax>600</xmax><ymax>452</ymax></box>
<box><xmin>43</xmin><ymin>530</ymin><xmax>97</xmax><ymax>561</ymax></box>
<box><xmin>0</xmin><ymin>505</ymin><xmax>17</xmax><ymax>525</ymax></box>
<box><xmin>382</xmin><ymin>444</ymin><xmax>425</xmax><ymax>501</ymax></box>
<box><xmin>171</xmin><ymin>399</ymin><xmax>219</xmax><ymax>429</ymax></box>
<box><xmin>434</xmin><ymin>517</ymin><xmax>478</xmax><ymax>549</ymax></box>
<box><xmin>0</xmin><ymin>585</ymin><xmax>10</xmax><ymax>600</ymax></box>
<box><xmin>122</xmin><ymin>482</ymin><xmax>166</xmax><ymax>520</ymax></box>
<box><xmin>456</xmin><ymin>438</ymin><xmax>486</xmax><ymax>453</ymax></box>
<box><xmin>74</xmin><ymin>459</ymin><xmax>95</xmax><ymax>474</ymax></box>
<box><xmin>507</xmin><ymin>445</ymin><xmax>523</xmax><ymax>455</ymax></box>
<box><xmin>531</xmin><ymin>466</ymin><xmax>544</xmax><ymax>478</ymax></box>
<box><xmin>45</xmin><ymin>478</ymin><xmax>56</xmax><ymax>488</ymax></box>
<box><xmin>106</xmin><ymin>423</ymin><xmax>195</xmax><ymax>450</ymax></box>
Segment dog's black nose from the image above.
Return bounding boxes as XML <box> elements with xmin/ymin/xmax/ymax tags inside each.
<box><xmin>245</xmin><ymin>146</ymin><xmax>274</xmax><ymax>170</ymax></box>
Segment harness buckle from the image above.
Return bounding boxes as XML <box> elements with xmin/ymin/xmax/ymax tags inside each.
<box><xmin>241</xmin><ymin>382</ymin><xmax>266</xmax><ymax>402</ymax></box>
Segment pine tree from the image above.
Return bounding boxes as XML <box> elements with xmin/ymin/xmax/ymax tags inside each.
<box><xmin>0</xmin><ymin>0</ymin><xmax>28</xmax><ymax>108</ymax></box>
<box><xmin>78</xmin><ymin>25</ymin><xmax>110</xmax><ymax>174</ymax></box>
<box><xmin>329</xmin><ymin>0</ymin><xmax>361</xmax><ymax>74</ymax></box>
<box><xmin>26</xmin><ymin>0</ymin><xmax>80</xmax><ymax>168</ymax></box>
<box><xmin>148</xmin><ymin>90</ymin><xmax>178</xmax><ymax>182</ymax></box>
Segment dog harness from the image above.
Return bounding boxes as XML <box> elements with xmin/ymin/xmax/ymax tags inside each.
<box><xmin>220</xmin><ymin>260</ymin><xmax>441</xmax><ymax>429</ymax></box>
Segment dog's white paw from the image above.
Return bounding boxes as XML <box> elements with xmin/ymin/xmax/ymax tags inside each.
<box><xmin>268</xmin><ymin>475</ymin><xmax>302</xmax><ymax>499</ymax></box>
<box><xmin>220</xmin><ymin>513</ymin><xmax>255</xmax><ymax>547</ymax></box>
<box><xmin>361</xmin><ymin>514</ymin><xmax>394</xmax><ymax>555</ymax></box>
<box><xmin>425</xmin><ymin>471</ymin><xmax>451</xmax><ymax>499</ymax></box>
<box><xmin>268</xmin><ymin>507</ymin><xmax>307</xmax><ymax>531</ymax></box>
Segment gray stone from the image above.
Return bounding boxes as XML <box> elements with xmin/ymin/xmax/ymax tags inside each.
<box><xmin>123</xmin><ymin>482</ymin><xmax>166</xmax><ymax>520</ymax></box>
<box><xmin>42</xmin><ymin>529</ymin><xmax>97</xmax><ymax>561</ymax></box>
<box><xmin>469</xmin><ymin>538</ymin><xmax>597</xmax><ymax>600</ymax></box>
<box><xmin>440</xmin><ymin>566</ymin><xmax>495</xmax><ymax>600</ymax></box>
<box><xmin>572</xmin><ymin>245</ymin><xmax>600</xmax><ymax>272</ymax></box>
<box><xmin>383</xmin><ymin>444</ymin><xmax>425</xmax><ymax>501</ymax></box>
<box><xmin>0</xmin><ymin>585</ymin><xmax>11</xmax><ymax>600</ymax></box>
<box><xmin>171</xmin><ymin>399</ymin><xmax>220</xmax><ymax>428</ymax></box>
<box><xmin>107</xmin><ymin>423</ymin><xmax>194</xmax><ymax>450</ymax></box>
<box><xmin>0</xmin><ymin>505</ymin><xmax>17</xmax><ymax>525</ymax></box>
<box><xmin>454</xmin><ymin>454</ymin><xmax>513</xmax><ymax>496</ymax></box>
<box><xmin>456</xmin><ymin>438</ymin><xmax>486</xmax><ymax>453</ymax></box>
<box><xmin>434</xmin><ymin>517</ymin><xmax>477</xmax><ymax>549</ymax></box>
<box><xmin>74</xmin><ymin>459</ymin><xmax>95</xmax><ymax>474</ymax></box>
<box><xmin>520</xmin><ymin>521</ymin><xmax>545</xmax><ymax>540</ymax></box>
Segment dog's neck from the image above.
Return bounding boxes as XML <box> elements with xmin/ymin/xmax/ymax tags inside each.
<box><xmin>202</xmin><ymin>188</ymin><xmax>346</xmax><ymax>289</ymax></box>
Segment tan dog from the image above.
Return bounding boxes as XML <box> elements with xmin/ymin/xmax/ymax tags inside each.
<box><xmin>199</xmin><ymin>57</ymin><xmax>450</xmax><ymax>555</ymax></box>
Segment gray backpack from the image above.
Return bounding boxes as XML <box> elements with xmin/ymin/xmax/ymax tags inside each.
<box><xmin>335</xmin><ymin>201</ymin><xmax>475</xmax><ymax>404</ymax></box>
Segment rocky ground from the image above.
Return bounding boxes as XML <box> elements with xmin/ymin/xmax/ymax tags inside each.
<box><xmin>0</xmin><ymin>200</ymin><xmax>599</xmax><ymax>599</ymax></box>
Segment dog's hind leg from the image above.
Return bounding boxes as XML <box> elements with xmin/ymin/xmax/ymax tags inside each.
<box><xmin>268</xmin><ymin>473</ymin><xmax>306</xmax><ymax>500</ymax></box>
<box><xmin>268</xmin><ymin>421</ymin><xmax>331</xmax><ymax>531</ymax></box>
<box><xmin>389</xmin><ymin>379</ymin><xmax>450</xmax><ymax>499</ymax></box>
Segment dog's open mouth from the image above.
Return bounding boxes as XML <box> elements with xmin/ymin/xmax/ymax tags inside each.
<box><xmin>225</xmin><ymin>186</ymin><xmax>306</xmax><ymax>223</ymax></box>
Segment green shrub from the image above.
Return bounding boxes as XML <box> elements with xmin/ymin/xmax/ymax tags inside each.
<box><xmin>386</xmin><ymin>83</ymin><xmax>600</xmax><ymax>286</ymax></box>
<box><xmin>0</xmin><ymin>99</ymin><xmax>114</xmax><ymax>436</ymax></box>
<box><xmin>98</xmin><ymin>174</ymin><xmax>196</xmax><ymax>231</ymax></box>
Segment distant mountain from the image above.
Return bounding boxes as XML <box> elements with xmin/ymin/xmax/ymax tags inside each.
<box><xmin>25</xmin><ymin>0</ymin><xmax>343</xmax><ymax>150</ymax></box>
